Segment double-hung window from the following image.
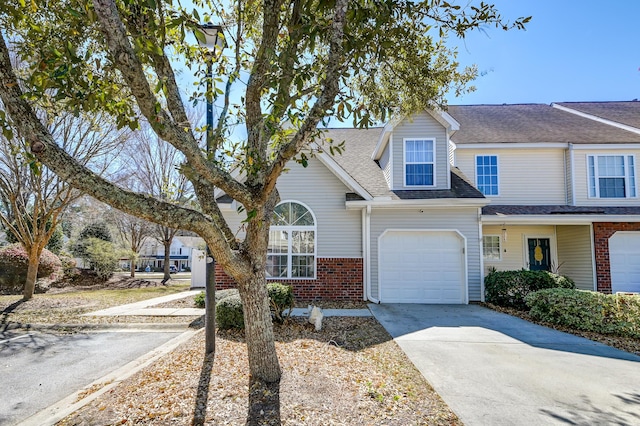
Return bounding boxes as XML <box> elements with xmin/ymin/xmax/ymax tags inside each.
<box><xmin>587</xmin><ymin>155</ymin><xmax>636</xmax><ymax>198</ymax></box>
<box><xmin>482</xmin><ymin>235</ymin><xmax>501</xmax><ymax>261</ymax></box>
<box><xmin>404</xmin><ymin>138</ymin><xmax>435</xmax><ymax>186</ymax></box>
<box><xmin>267</xmin><ymin>201</ymin><xmax>316</xmax><ymax>278</ymax></box>
<box><xmin>476</xmin><ymin>155</ymin><xmax>499</xmax><ymax>196</ymax></box>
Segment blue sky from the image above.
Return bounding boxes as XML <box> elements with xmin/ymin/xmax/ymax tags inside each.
<box><xmin>445</xmin><ymin>0</ymin><xmax>640</xmax><ymax>105</ymax></box>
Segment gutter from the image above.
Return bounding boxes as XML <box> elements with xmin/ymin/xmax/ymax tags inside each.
<box><xmin>482</xmin><ymin>214</ymin><xmax>640</xmax><ymax>225</ymax></box>
<box><xmin>346</xmin><ymin>198</ymin><xmax>489</xmax><ymax>210</ymax></box>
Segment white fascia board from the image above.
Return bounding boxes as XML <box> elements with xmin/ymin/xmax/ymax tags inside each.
<box><xmin>371</xmin><ymin>120</ymin><xmax>398</xmax><ymax>160</ymax></box>
<box><xmin>482</xmin><ymin>214</ymin><xmax>640</xmax><ymax>225</ymax></box>
<box><xmin>455</xmin><ymin>142</ymin><xmax>569</xmax><ymax>149</ymax></box>
<box><xmin>552</xmin><ymin>103</ymin><xmax>640</xmax><ymax>135</ymax></box>
<box><xmin>314</xmin><ymin>145</ymin><xmax>373</xmax><ymax>201</ymax></box>
<box><xmin>571</xmin><ymin>144</ymin><xmax>640</xmax><ymax>150</ymax></box>
<box><xmin>218</xmin><ymin>201</ymin><xmax>236</xmax><ymax>211</ymax></box>
<box><xmin>433</xmin><ymin>110</ymin><xmax>460</xmax><ymax>131</ymax></box>
<box><xmin>346</xmin><ymin>198</ymin><xmax>489</xmax><ymax>210</ymax></box>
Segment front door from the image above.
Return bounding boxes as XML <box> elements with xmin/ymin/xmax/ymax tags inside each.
<box><xmin>528</xmin><ymin>238</ymin><xmax>551</xmax><ymax>271</ymax></box>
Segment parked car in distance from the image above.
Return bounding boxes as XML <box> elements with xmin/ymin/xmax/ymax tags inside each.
<box><xmin>169</xmin><ymin>265</ymin><xmax>178</xmax><ymax>274</ymax></box>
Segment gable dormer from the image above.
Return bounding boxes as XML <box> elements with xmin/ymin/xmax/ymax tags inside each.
<box><xmin>373</xmin><ymin>110</ymin><xmax>459</xmax><ymax>191</ymax></box>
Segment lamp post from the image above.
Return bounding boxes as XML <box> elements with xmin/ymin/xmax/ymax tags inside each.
<box><xmin>196</xmin><ymin>22</ymin><xmax>225</xmax><ymax>355</ymax></box>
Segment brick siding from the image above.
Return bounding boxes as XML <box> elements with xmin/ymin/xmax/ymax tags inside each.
<box><xmin>593</xmin><ymin>222</ymin><xmax>640</xmax><ymax>293</ymax></box>
<box><xmin>214</xmin><ymin>257</ymin><xmax>364</xmax><ymax>301</ymax></box>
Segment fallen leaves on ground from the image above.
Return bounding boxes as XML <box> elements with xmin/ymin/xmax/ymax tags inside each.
<box><xmin>58</xmin><ymin>317</ymin><xmax>460</xmax><ymax>425</ymax></box>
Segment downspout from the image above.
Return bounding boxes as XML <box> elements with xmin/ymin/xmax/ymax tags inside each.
<box><xmin>478</xmin><ymin>207</ymin><xmax>485</xmax><ymax>302</ymax></box>
<box><xmin>569</xmin><ymin>143</ymin><xmax>576</xmax><ymax>206</ymax></box>
<box><xmin>363</xmin><ymin>205</ymin><xmax>377</xmax><ymax>303</ymax></box>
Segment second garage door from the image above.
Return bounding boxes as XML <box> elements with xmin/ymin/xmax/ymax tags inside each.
<box><xmin>379</xmin><ymin>230</ymin><xmax>467</xmax><ymax>303</ymax></box>
<box><xmin>609</xmin><ymin>232</ymin><xmax>640</xmax><ymax>293</ymax></box>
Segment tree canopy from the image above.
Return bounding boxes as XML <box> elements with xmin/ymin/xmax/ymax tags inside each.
<box><xmin>0</xmin><ymin>0</ymin><xmax>529</xmax><ymax>391</ymax></box>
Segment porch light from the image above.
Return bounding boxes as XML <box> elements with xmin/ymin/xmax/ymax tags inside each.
<box><xmin>502</xmin><ymin>228</ymin><xmax>507</xmax><ymax>242</ymax></box>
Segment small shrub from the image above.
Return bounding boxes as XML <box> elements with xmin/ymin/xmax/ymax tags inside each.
<box><xmin>525</xmin><ymin>288</ymin><xmax>640</xmax><ymax>338</ymax></box>
<box><xmin>0</xmin><ymin>244</ymin><xmax>62</xmax><ymax>294</ymax></box>
<box><xmin>217</xmin><ymin>288</ymin><xmax>239</xmax><ymax>302</ymax></box>
<box><xmin>267</xmin><ymin>282</ymin><xmax>294</xmax><ymax>323</ymax></box>
<box><xmin>195</xmin><ymin>288</ymin><xmax>239</xmax><ymax>308</ymax></box>
<box><xmin>58</xmin><ymin>255</ymin><xmax>78</xmax><ymax>277</ymax></box>
<box><xmin>195</xmin><ymin>291</ymin><xmax>205</xmax><ymax>308</ymax></box>
<box><xmin>485</xmin><ymin>269</ymin><xmax>575</xmax><ymax>310</ymax></box>
<box><xmin>216</xmin><ymin>294</ymin><xmax>245</xmax><ymax>329</ymax></box>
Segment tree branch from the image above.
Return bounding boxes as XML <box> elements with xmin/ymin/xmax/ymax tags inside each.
<box><xmin>262</xmin><ymin>0</ymin><xmax>348</xmax><ymax>199</ymax></box>
<box><xmin>91</xmin><ymin>0</ymin><xmax>254</xmax><ymax>207</ymax></box>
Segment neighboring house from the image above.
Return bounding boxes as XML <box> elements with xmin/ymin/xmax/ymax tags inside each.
<box><xmin>129</xmin><ymin>235</ymin><xmax>203</xmax><ymax>271</ymax></box>
<box><xmin>448</xmin><ymin>101</ymin><xmax>640</xmax><ymax>295</ymax></box>
<box><xmin>216</xmin><ymin>101</ymin><xmax>640</xmax><ymax>302</ymax></box>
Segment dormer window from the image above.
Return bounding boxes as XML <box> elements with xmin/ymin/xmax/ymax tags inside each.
<box><xmin>404</xmin><ymin>138</ymin><xmax>435</xmax><ymax>186</ymax></box>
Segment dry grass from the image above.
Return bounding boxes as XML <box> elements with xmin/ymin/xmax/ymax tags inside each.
<box><xmin>0</xmin><ymin>282</ymin><xmax>191</xmax><ymax>326</ymax></box>
<box><xmin>58</xmin><ymin>317</ymin><xmax>461</xmax><ymax>426</ymax></box>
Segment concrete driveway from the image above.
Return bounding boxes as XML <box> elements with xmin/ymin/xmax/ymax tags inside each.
<box><xmin>369</xmin><ymin>304</ymin><xmax>640</xmax><ymax>426</ymax></box>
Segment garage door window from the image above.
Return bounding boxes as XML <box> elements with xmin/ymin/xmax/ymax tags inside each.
<box><xmin>267</xmin><ymin>201</ymin><xmax>316</xmax><ymax>278</ymax></box>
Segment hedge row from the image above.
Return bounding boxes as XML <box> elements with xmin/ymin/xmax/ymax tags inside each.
<box><xmin>525</xmin><ymin>288</ymin><xmax>640</xmax><ymax>339</ymax></box>
<box><xmin>485</xmin><ymin>269</ymin><xmax>575</xmax><ymax>310</ymax></box>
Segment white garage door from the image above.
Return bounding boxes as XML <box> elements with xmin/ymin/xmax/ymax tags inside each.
<box><xmin>379</xmin><ymin>230</ymin><xmax>466</xmax><ymax>303</ymax></box>
<box><xmin>609</xmin><ymin>232</ymin><xmax>640</xmax><ymax>293</ymax></box>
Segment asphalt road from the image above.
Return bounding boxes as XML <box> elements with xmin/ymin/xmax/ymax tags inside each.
<box><xmin>0</xmin><ymin>329</ymin><xmax>182</xmax><ymax>426</ymax></box>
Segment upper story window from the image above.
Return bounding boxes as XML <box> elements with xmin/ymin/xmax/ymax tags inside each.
<box><xmin>267</xmin><ymin>201</ymin><xmax>316</xmax><ymax>279</ymax></box>
<box><xmin>404</xmin><ymin>138</ymin><xmax>435</xmax><ymax>186</ymax></box>
<box><xmin>588</xmin><ymin>155</ymin><xmax>636</xmax><ymax>198</ymax></box>
<box><xmin>476</xmin><ymin>155</ymin><xmax>499</xmax><ymax>196</ymax></box>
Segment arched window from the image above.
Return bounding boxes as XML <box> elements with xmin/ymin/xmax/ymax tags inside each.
<box><xmin>267</xmin><ymin>201</ymin><xmax>316</xmax><ymax>278</ymax></box>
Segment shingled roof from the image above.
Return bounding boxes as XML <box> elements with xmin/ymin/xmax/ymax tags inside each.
<box><xmin>319</xmin><ymin>128</ymin><xmax>483</xmax><ymax>200</ymax></box>
<box><xmin>447</xmin><ymin>104</ymin><xmax>640</xmax><ymax>144</ymax></box>
<box><xmin>555</xmin><ymin>101</ymin><xmax>640</xmax><ymax>130</ymax></box>
<box><xmin>483</xmin><ymin>205</ymin><xmax>640</xmax><ymax>216</ymax></box>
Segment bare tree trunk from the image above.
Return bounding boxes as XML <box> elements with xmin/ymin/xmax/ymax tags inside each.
<box><xmin>237</xmin><ymin>272</ymin><xmax>281</xmax><ymax>383</ymax></box>
<box><xmin>205</xmin><ymin>247</ymin><xmax>216</xmax><ymax>354</ymax></box>
<box><xmin>129</xmin><ymin>257</ymin><xmax>135</xmax><ymax>278</ymax></box>
<box><xmin>23</xmin><ymin>248</ymin><xmax>40</xmax><ymax>300</ymax></box>
<box><xmin>163</xmin><ymin>240</ymin><xmax>171</xmax><ymax>282</ymax></box>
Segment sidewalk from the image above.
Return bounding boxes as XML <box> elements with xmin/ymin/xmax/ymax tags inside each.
<box><xmin>84</xmin><ymin>290</ymin><xmax>372</xmax><ymax>318</ymax></box>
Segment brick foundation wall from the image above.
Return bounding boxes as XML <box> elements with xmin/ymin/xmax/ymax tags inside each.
<box><xmin>593</xmin><ymin>222</ymin><xmax>640</xmax><ymax>293</ymax></box>
<box><xmin>214</xmin><ymin>257</ymin><xmax>364</xmax><ymax>300</ymax></box>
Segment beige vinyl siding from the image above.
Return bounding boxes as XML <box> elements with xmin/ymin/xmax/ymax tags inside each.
<box><xmin>456</xmin><ymin>148</ymin><xmax>567</xmax><ymax>204</ymax></box>
<box><xmin>556</xmin><ymin>225</ymin><xmax>595</xmax><ymax>290</ymax></box>
<box><xmin>392</xmin><ymin>113</ymin><xmax>448</xmax><ymax>190</ymax></box>
<box><xmin>370</xmin><ymin>208</ymin><xmax>482</xmax><ymax>301</ymax></box>
<box><xmin>221</xmin><ymin>158</ymin><xmax>362</xmax><ymax>258</ymax></box>
<box><xmin>380</xmin><ymin>141</ymin><xmax>392</xmax><ymax>188</ymax></box>
<box><xmin>573</xmin><ymin>149</ymin><xmax>640</xmax><ymax>206</ymax></box>
<box><xmin>482</xmin><ymin>225</ymin><xmax>556</xmax><ymax>273</ymax></box>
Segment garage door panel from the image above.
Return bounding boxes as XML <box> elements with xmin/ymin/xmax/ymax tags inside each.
<box><xmin>379</xmin><ymin>230</ymin><xmax>466</xmax><ymax>304</ymax></box>
<box><xmin>609</xmin><ymin>232</ymin><xmax>640</xmax><ymax>294</ymax></box>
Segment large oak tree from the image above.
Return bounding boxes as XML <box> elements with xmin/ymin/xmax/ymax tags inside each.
<box><xmin>0</xmin><ymin>0</ymin><xmax>528</xmax><ymax>386</ymax></box>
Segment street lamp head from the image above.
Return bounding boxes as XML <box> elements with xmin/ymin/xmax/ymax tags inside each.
<box><xmin>196</xmin><ymin>23</ymin><xmax>226</xmax><ymax>59</ymax></box>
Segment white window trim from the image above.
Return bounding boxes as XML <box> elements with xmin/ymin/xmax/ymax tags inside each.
<box><xmin>268</xmin><ymin>200</ymin><xmax>317</xmax><ymax>280</ymax></box>
<box><xmin>403</xmin><ymin>137</ymin><xmax>436</xmax><ymax>188</ymax></box>
<box><xmin>586</xmin><ymin>154</ymin><xmax>637</xmax><ymax>199</ymax></box>
<box><xmin>475</xmin><ymin>154</ymin><xmax>500</xmax><ymax>196</ymax></box>
<box><xmin>482</xmin><ymin>235</ymin><xmax>502</xmax><ymax>261</ymax></box>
